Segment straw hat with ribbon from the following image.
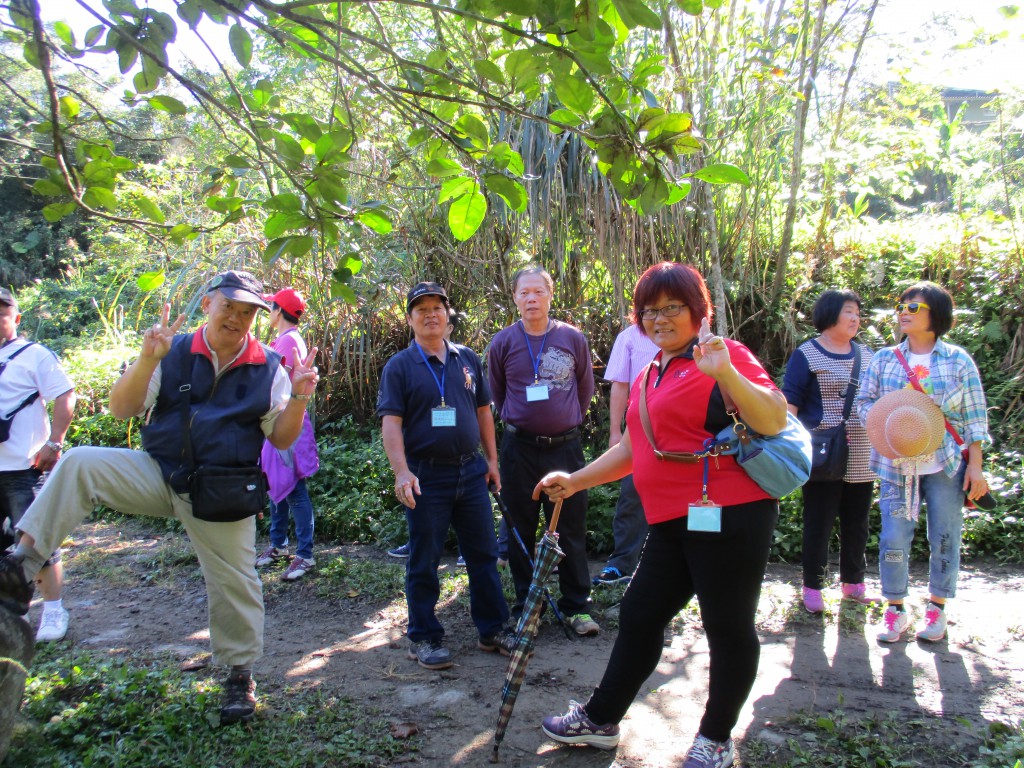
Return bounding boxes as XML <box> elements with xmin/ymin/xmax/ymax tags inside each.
<box><xmin>866</xmin><ymin>388</ymin><xmax>947</xmax><ymax>518</ymax></box>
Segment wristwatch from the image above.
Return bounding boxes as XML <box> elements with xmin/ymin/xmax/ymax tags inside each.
<box><xmin>45</xmin><ymin>440</ymin><xmax>64</xmax><ymax>452</ymax></box>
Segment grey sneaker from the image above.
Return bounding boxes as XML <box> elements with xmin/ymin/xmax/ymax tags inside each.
<box><xmin>255</xmin><ymin>546</ymin><xmax>288</xmax><ymax>567</ymax></box>
<box><xmin>387</xmin><ymin>543</ymin><xmax>410</xmax><ymax>558</ymax></box>
<box><xmin>541</xmin><ymin>700</ymin><xmax>620</xmax><ymax>749</ymax></box>
<box><xmin>592</xmin><ymin>567</ymin><xmax>630</xmax><ymax>587</ymax></box>
<box><xmin>682</xmin><ymin>733</ymin><xmax>735</xmax><ymax>768</ymax></box>
<box><xmin>568</xmin><ymin>613</ymin><xmax>600</xmax><ymax>637</ymax></box>
<box><xmin>0</xmin><ymin>553</ymin><xmax>33</xmax><ymax>616</ymax></box>
<box><xmin>220</xmin><ymin>671</ymin><xmax>257</xmax><ymax>725</ymax></box>
<box><xmin>408</xmin><ymin>639</ymin><xmax>453</xmax><ymax>670</ymax></box>
<box><xmin>877</xmin><ymin>605</ymin><xmax>910</xmax><ymax>643</ymax></box>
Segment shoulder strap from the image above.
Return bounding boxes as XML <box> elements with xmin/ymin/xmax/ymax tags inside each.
<box><xmin>839</xmin><ymin>344</ymin><xmax>862</xmax><ymax>422</ymax></box>
<box><xmin>893</xmin><ymin>347</ymin><xmax>964</xmax><ymax>447</ymax></box>
<box><xmin>0</xmin><ymin>341</ymin><xmax>36</xmax><ymax>379</ymax></box>
<box><xmin>638</xmin><ymin>361</ymin><xmax>658</xmax><ymax>451</ymax></box>
<box><xmin>0</xmin><ymin>342</ymin><xmax>40</xmax><ymax>419</ymax></box>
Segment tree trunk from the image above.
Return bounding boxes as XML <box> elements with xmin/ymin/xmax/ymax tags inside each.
<box><xmin>770</xmin><ymin>0</ymin><xmax>829</xmax><ymax>305</ymax></box>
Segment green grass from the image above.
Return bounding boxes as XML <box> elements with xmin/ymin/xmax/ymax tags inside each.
<box><xmin>742</xmin><ymin>710</ymin><xmax>1024</xmax><ymax>768</ymax></box>
<box><xmin>10</xmin><ymin>644</ymin><xmax>416</xmax><ymax>768</ymax></box>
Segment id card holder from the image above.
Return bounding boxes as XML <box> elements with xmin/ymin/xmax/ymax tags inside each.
<box><xmin>688</xmin><ymin>500</ymin><xmax>722</xmax><ymax>532</ymax></box>
<box><xmin>525</xmin><ymin>383</ymin><xmax>550</xmax><ymax>402</ymax></box>
<box><xmin>431</xmin><ymin>406</ymin><xmax>456</xmax><ymax>427</ymax></box>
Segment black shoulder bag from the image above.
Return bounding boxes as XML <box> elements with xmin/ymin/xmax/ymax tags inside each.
<box><xmin>174</xmin><ymin>354</ymin><xmax>267</xmax><ymax>523</ymax></box>
<box><xmin>0</xmin><ymin>342</ymin><xmax>39</xmax><ymax>443</ymax></box>
<box><xmin>808</xmin><ymin>343</ymin><xmax>861</xmax><ymax>483</ymax></box>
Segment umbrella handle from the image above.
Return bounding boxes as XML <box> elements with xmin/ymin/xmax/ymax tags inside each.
<box><xmin>548</xmin><ymin>499</ymin><xmax>563</xmax><ymax>533</ymax></box>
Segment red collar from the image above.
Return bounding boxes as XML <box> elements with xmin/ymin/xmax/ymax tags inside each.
<box><xmin>190</xmin><ymin>325</ymin><xmax>268</xmax><ymax>369</ymax></box>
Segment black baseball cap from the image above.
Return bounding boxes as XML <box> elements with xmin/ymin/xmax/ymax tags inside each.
<box><xmin>406</xmin><ymin>282</ymin><xmax>449</xmax><ymax>313</ymax></box>
<box><xmin>206</xmin><ymin>270</ymin><xmax>271</xmax><ymax>311</ymax></box>
<box><xmin>0</xmin><ymin>288</ymin><xmax>16</xmax><ymax>310</ymax></box>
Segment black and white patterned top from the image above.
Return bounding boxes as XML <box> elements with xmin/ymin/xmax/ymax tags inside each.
<box><xmin>782</xmin><ymin>338</ymin><xmax>875</xmax><ymax>484</ymax></box>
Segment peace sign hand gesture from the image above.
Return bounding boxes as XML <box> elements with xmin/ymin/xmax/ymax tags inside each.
<box><xmin>290</xmin><ymin>347</ymin><xmax>320</xmax><ymax>397</ymax></box>
<box><xmin>141</xmin><ymin>303</ymin><xmax>186</xmax><ymax>361</ymax></box>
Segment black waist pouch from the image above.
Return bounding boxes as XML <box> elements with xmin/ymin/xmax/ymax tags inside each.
<box><xmin>190</xmin><ymin>466</ymin><xmax>267</xmax><ymax>522</ymax></box>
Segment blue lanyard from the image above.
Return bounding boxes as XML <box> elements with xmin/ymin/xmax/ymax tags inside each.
<box><xmin>415</xmin><ymin>341</ymin><xmax>447</xmax><ymax>407</ymax></box>
<box><xmin>518</xmin><ymin>319</ymin><xmax>550</xmax><ymax>384</ymax></box>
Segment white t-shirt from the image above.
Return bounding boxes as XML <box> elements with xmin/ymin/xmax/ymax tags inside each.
<box><xmin>0</xmin><ymin>339</ymin><xmax>74</xmax><ymax>471</ymax></box>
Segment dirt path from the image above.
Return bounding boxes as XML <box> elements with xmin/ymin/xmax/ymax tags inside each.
<box><xmin>33</xmin><ymin>521</ymin><xmax>1024</xmax><ymax>767</ymax></box>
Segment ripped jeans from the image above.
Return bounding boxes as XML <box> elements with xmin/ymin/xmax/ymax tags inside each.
<box><xmin>878</xmin><ymin>462</ymin><xmax>966</xmax><ymax>601</ymax></box>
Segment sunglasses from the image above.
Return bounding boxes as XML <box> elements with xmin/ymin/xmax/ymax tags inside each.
<box><xmin>894</xmin><ymin>301</ymin><xmax>930</xmax><ymax>315</ymax></box>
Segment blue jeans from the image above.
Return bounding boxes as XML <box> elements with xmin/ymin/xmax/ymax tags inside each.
<box><xmin>268</xmin><ymin>479</ymin><xmax>315</xmax><ymax>561</ymax></box>
<box><xmin>605</xmin><ymin>474</ymin><xmax>648</xmax><ymax>576</ymax></box>
<box><xmin>878</xmin><ymin>463</ymin><xmax>966</xmax><ymax>601</ymax></box>
<box><xmin>405</xmin><ymin>454</ymin><xmax>508</xmax><ymax>643</ymax></box>
<box><xmin>0</xmin><ymin>469</ymin><xmax>57</xmax><ymax>564</ymax></box>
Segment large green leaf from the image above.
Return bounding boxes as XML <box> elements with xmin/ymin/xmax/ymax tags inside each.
<box><xmin>692</xmin><ymin>163</ymin><xmax>751</xmax><ymax>186</ymax></box>
<box><xmin>426</xmin><ymin>157</ymin><xmax>464</xmax><ymax>178</ymax></box>
<box><xmin>83</xmin><ymin>186</ymin><xmax>118</xmax><ymax>211</ymax></box>
<box><xmin>266</xmin><ymin>192</ymin><xmax>303</xmax><ymax>212</ymax></box>
<box><xmin>42</xmin><ymin>202</ymin><xmax>77</xmax><ymax>222</ymax></box>
<box><xmin>448</xmin><ymin>188</ymin><xmax>487</xmax><ymax>241</ymax></box>
<box><xmin>229</xmin><ymin>23</ymin><xmax>253</xmax><ymax>67</ymax></box>
<box><xmin>610</xmin><ymin>0</ymin><xmax>663</xmax><ymax>30</ymax></box>
<box><xmin>487</xmin><ymin>143</ymin><xmax>525</xmax><ymax>176</ymax></box>
<box><xmin>454</xmin><ymin>114</ymin><xmax>490</xmax><ymax>149</ymax></box>
<box><xmin>274</xmin><ymin>134</ymin><xmax>306</xmax><ymax>168</ymax></box>
<box><xmin>263</xmin><ymin>236</ymin><xmax>314</xmax><ymax>264</ymax></box>
<box><xmin>504</xmin><ymin>49</ymin><xmax>547</xmax><ymax>91</ymax></box>
<box><xmin>357</xmin><ymin>208</ymin><xmax>393</xmax><ymax>234</ymax></box>
<box><xmin>473</xmin><ymin>59</ymin><xmax>505</xmax><ymax>85</ymax></box>
<box><xmin>484</xmin><ymin>174</ymin><xmax>527</xmax><ymax>213</ymax></box>
<box><xmin>32</xmin><ymin>178</ymin><xmax>66</xmax><ymax>197</ymax></box>
<box><xmin>54</xmin><ymin>22</ymin><xmax>75</xmax><ymax>47</ymax></box>
<box><xmin>314</xmin><ymin>129</ymin><xmax>353</xmax><ymax>163</ymax></box>
<box><xmin>553</xmin><ymin>75</ymin><xmax>594</xmax><ymax>116</ymax></box>
<box><xmin>59</xmin><ymin>97</ymin><xmax>80</xmax><ymax>120</ymax></box>
<box><xmin>136</xmin><ymin>270</ymin><xmax>166</xmax><ymax>291</ymax></box>
<box><xmin>136</xmin><ymin>196</ymin><xmax>165</xmax><ymax>224</ymax></box>
<box><xmin>439</xmin><ymin>176</ymin><xmax>476</xmax><ymax>204</ymax></box>
<box><xmin>147</xmin><ymin>95</ymin><xmax>188</xmax><ymax>115</ymax></box>
<box><xmin>264</xmin><ymin>211</ymin><xmax>311</xmax><ymax>238</ymax></box>
<box><xmin>675</xmin><ymin>0</ymin><xmax>703</xmax><ymax>15</ymax></box>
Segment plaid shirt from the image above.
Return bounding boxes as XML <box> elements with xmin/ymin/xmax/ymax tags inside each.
<box><xmin>856</xmin><ymin>338</ymin><xmax>990</xmax><ymax>486</ymax></box>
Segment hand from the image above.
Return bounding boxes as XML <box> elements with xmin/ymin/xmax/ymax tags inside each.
<box><xmin>290</xmin><ymin>348</ymin><xmax>320</xmax><ymax>397</ymax></box>
<box><xmin>141</xmin><ymin>304</ymin><xmax>186</xmax><ymax>361</ymax></box>
<box><xmin>395</xmin><ymin>470</ymin><xmax>421</xmax><ymax>509</ymax></box>
<box><xmin>532</xmin><ymin>471</ymin><xmax>576</xmax><ymax>501</ymax></box>
<box><xmin>963</xmin><ymin>463</ymin><xmax>989</xmax><ymax>501</ymax></box>
<box><xmin>608</xmin><ymin>429</ymin><xmax>622</xmax><ymax>449</ymax></box>
<box><xmin>31</xmin><ymin>444</ymin><xmax>60</xmax><ymax>473</ymax></box>
<box><xmin>692</xmin><ymin>317</ymin><xmax>732</xmax><ymax>379</ymax></box>
<box><xmin>485</xmin><ymin>460</ymin><xmax>501</xmax><ymax>493</ymax></box>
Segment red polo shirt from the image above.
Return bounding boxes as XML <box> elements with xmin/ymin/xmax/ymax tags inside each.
<box><xmin>626</xmin><ymin>339</ymin><xmax>777</xmax><ymax>522</ymax></box>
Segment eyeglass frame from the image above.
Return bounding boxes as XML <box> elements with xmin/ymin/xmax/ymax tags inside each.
<box><xmin>894</xmin><ymin>301</ymin><xmax>930</xmax><ymax>315</ymax></box>
<box><xmin>638</xmin><ymin>304</ymin><xmax>688</xmax><ymax>321</ymax></box>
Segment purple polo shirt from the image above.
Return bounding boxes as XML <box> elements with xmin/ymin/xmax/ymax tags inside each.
<box><xmin>488</xmin><ymin>319</ymin><xmax>594</xmax><ymax>435</ymax></box>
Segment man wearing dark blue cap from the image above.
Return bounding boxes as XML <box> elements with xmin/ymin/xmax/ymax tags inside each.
<box><xmin>0</xmin><ymin>270</ymin><xmax>319</xmax><ymax>725</ymax></box>
<box><xmin>377</xmin><ymin>282</ymin><xmax>512</xmax><ymax>670</ymax></box>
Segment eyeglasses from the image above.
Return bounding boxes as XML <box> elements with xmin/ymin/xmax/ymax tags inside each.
<box><xmin>639</xmin><ymin>304</ymin><xmax>687</xmax><ymax>321</ymax></box>
<box><xmin>894</xmin><ymin>301</ymin><xmax>930</xmax><ymax>315</ymax></box>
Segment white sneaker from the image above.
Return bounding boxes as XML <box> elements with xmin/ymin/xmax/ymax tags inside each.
<box><xmin>36</xmin><ymin>606</ymin><xmax>69</xmax><ymax>642</ymax></box>
<box><xmin>281</xmin><ymin>557</ymin><xmax>315</xmax><ymax>581</ymax></box>
<box><xmin>916</xmin><ymin>605</ymin><xmax>947</xmax><ymax>642</ymax></box>
<box><xmin>877</xmin><ymin>605</ymin><xmax>910</xmax><ymax>643</ymax></box>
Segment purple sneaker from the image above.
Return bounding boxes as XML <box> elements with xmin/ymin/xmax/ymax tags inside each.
<box><xmin>802</xmin><ymin>586</ymin><xmax>825</xmax><ymax>614</ymax></box>
<box><xmin>682</xmin><ymin>734</ymin><xmax>735</xmax><ymax>768</ymax></box>
<box><xmin>842</xmin><ymin>582</ymin><xmax>881</xmax><ymax>605</ymax></box>
<box><xmin>541</xmin><ymin>700</ymin><xmax>620</xmax><ymax>750</ymax></box>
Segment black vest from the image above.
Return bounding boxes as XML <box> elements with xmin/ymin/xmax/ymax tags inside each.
<box><xmin>140</xmin><ymin>333</ymin><xmax>281</xmax><ymax>493</ymax></box>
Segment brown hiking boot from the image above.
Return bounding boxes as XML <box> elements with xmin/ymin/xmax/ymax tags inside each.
<box><xmin>220</xmin><ymin>670</ymin><xmax>257</xmax><ymax>725</ymax></box>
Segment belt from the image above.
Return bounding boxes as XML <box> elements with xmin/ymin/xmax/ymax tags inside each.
<box><xmin>505</xmin><ymin>423</ymin><xmax>580</xmax><ymax>446</ymax></box>
<box><xmin>408</xmin><ymin>452</ymin><xmax>480</xmax><ymax>467</ymax></box>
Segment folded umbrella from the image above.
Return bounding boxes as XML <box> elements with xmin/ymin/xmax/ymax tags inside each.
<box><xmin>491</xmin><ymin>500</ymin><xmax>565</xmax><ymax>762</ymax></box>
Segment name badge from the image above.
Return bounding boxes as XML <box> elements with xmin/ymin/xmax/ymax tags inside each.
<box><xmin>526</xmin><ymin>383</ymin><xmax>549</xmax><ymax>402</ymax></box>
<box><xmin>432</xmin><ymin>406</ymin><xmax>456</xmax><ymax>427</ymax></box>
<box><xmin>687</xmin><ymin>501</ymin><xmax>722</xmax><ymax>532</ymax></box>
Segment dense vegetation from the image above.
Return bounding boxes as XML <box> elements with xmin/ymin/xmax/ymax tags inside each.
<box><xmin>2</xmin><ymin>0</ymin><xmax>1021</xmax><ymax>563</ymax></box>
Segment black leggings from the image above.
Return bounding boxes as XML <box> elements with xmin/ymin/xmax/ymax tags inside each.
<box><xmin>801</xmin><ymin>480</ymin><xmax>873</xmax><ymax>589</ymax></box>
<box><xmin>585</xmin><ymin>498</ymin><xmax>778</xmax><ymax>742</ymax></box>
